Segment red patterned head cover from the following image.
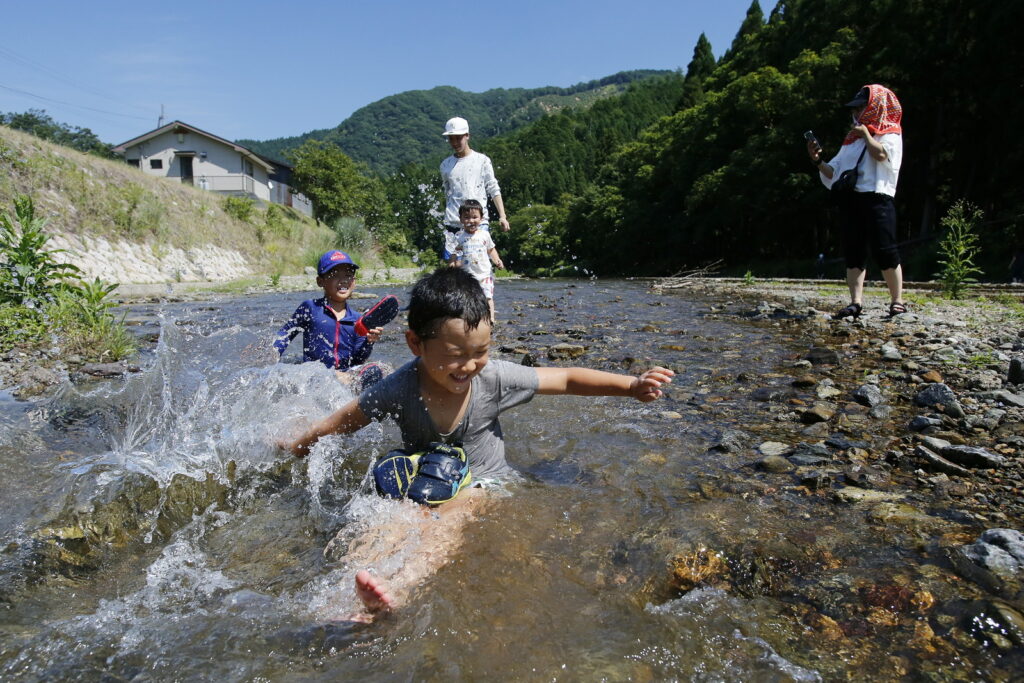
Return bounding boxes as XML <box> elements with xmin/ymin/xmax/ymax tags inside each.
<box><xmin>843</xmin><ymin>84</ymin><xmax>902</xmax><ymax>145</ymax></box>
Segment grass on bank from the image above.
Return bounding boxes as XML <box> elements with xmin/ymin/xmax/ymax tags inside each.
<box><xmin>0</xmin><ymin>125</ymin><xmax>345</xmax><ymax>278</ymax></box>
<box><xmin>0</xmin><ymin>195</ymin><xmax>135</xmax><ymax>359</ymax></box>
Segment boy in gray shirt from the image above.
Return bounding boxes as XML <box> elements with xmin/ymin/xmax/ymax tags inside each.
<box><xmin>280</xmin><ymin>267</ymin><xmax>673</xmax><ymax>620</ymax></box>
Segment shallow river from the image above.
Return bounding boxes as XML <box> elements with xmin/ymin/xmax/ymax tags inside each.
<box><xmin>0</xmin><ymin>279</ymin><xmax>1013</xmax><ymax>680</ymax></box>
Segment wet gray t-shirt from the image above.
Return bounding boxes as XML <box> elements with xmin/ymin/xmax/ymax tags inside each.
<box><xmin>358</xmin><ymin>358</ymin><xmax>539</xmax><ymax>478</ymax></box>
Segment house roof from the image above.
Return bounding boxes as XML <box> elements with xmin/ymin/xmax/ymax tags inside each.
<box><xmin>112</xmin><ymin>120</ymin><xmax>275</xmax><ymax>172</ymax></box>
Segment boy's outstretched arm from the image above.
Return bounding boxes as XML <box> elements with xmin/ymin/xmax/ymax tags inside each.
<box><xmin>277</xmin><ymin>399</ymin><xmax>371</xmax><ymax>457</ymax></box>
<box><xmin>535</xmin><ymin>366</ymin><xmax>673</xmax><ymax>403</ymax></box>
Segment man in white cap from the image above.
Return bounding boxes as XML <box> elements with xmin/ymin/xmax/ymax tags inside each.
<box><xmin>439</xmin><ymin>117</ymin><xmax>510</xmax><ymax>260</ymax></box>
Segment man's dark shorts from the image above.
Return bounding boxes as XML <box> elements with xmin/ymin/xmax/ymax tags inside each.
<box><xmin>840</xmin><ymin>192</ymin><xmax>900</xmax><ymax>271</ymax></box>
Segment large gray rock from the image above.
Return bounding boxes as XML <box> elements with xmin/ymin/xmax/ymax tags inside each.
<box><xmin>852</xmin><ymin>384</ymin><xmax>885</xmax><ymax>407</ymax></box>
<box><xmin>961</xmin><ymin>529</ymin><xmax>1024</xmax><ymax>580</ymax></box>
<box><xmin>940</xmin><ymin>445</ymin><xmax>1008</xmax><ymax>469</ymax></box>
<box><xmin>914</xmin><ymin>383</ymin><xmax>965</xmax><ymax>418</ymax></box>
<box><xmin>913</xmin><ymin>445</ymin><xmax>970</xmax><ymax>476</ymax></box>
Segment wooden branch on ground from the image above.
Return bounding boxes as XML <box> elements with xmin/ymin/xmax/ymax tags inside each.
<box><xmin>654</xmin><ymin>260</ymin><xmax>724</xmax><ymax>288</ymax></box>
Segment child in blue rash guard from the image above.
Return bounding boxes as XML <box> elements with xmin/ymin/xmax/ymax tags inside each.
<box><xmin>274</xmin><ymin>251</ymin><xmax>384</xmax><ymax>382</ymax></box>
<box><xmin>278</xmin><ymin>267</ymin><xmax>674</xmax><ymax>621</ymax></box>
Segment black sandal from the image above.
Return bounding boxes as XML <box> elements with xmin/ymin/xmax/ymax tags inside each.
<box><xmin>832</xmin><ymin>302</ymin><xmax>862</xmax><ymax>320</ymax></box>
<box><xmin>888</xmin><ymin>302</ymin><xmax>908</xmax><ymax>317</ymax></box>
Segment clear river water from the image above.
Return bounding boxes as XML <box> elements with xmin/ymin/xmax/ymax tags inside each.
<box><xmin>0</xmin><ymin>279</ymin><xmax>1013</xmax><ymax>681</ymax></box>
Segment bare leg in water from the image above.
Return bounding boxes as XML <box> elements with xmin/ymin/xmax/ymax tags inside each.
<box><xmin>332</xmin><ymin>487</ymin><xmax>488</xmax><ymax>621</ymax></box>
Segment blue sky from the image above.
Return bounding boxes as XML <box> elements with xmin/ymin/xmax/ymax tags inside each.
<box><xmin>1</xmin><ymin>0</ymin><xmax>757</xmax><ymax>145</ymax></box>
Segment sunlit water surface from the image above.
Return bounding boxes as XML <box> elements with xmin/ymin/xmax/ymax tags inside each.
<box><xmin>0</xmin><ymin>279</ymin><xmax>1002</xmax><ymax>680</ymax></box>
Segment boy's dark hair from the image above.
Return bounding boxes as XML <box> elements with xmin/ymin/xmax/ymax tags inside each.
<box><xmin>458</xmin><ymin>199</ymin><xmax>484</xmax><ymax>218</ymax></box>
<box><xmin>407</xmin><ymin>268</ymin><xmax>490</xmax><ymax>339</ymax></box>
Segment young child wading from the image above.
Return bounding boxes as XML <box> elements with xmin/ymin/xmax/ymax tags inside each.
<box><xmin>448</xmin><ymin>199</ymin><xmax>504</xmax><ymax>323</ymax></box>
<box><xmin>273</xmin><ymin>250</ymin><xmax>386</xmax><ymax>387</ymax></box>
<box><xmin>278</xmin><ymin>267</ymin><xmax>673</xmax><ymax>620</ymax></box>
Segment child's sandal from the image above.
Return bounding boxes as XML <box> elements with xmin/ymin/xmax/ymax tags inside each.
<box><xmin>832</xmin><ymin>302</ymin><xmax>863</xmax><ymax>320</ymax></box>
<box><xmin>888</xmin><ymin>302</ymin><xmax>908</xmax><ymax>317</ymax></box>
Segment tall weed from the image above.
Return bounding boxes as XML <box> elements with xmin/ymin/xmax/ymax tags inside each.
<box><xmin>936</xmin><ymin>200</ymin><xmax>984</xmax><ymax>299</ymax></box>
<box><xmin>0</xmin><ymin>195</ymin><xmax>81</xmax><ymax>307</ymax></box>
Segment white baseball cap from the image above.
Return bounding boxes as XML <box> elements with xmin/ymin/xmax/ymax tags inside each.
<box><xmin>442</xmin><ymin>117</ymin><xmax>469</xmax><ymax>136</ymax></box>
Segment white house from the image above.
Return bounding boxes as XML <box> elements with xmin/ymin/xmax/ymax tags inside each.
<box><xmin>112</xmin><ymin>121</ymin><xmax>312</xmax><ymax>217</ymax></box>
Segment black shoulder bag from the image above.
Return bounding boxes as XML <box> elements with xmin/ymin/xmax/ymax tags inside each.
<box><xmin>829</xmin><ymin>145</ymin><xmax>867</xmax><ymax>199</ymax></box>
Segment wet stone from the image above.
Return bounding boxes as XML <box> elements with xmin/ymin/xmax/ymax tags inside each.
<box><xmin>547</xmin><ymin>343</ymin><xmax>586</xmax><ymax>360</ymax></box>
<box><xmin>806</xmin><ymin>347</ymin><xmax>840</xmax><ymax>366</ymax></box>
<box><xmin>941</xmin><ymin>445</ymin><xmax>1008</xmax><ymax>469</ymax></box>
<box><xmin>707</xmin><ymin>429</ymin><xmax>748</xmax><ymax>453</ymax></box>
<box><xmin>961</xmin><ymin>529</ymin><xmax>1024</xmax><ymax>580</ymax></box>
<box><xmin>791</xmin><ymin>374</ymin><xmax>817</xmax><ymax>388</ymax></box>
<box><xmin>909</xmin><ymin>416</ymin><xmax>943</xmax><ymax>432</ymax></box>
<box><xmin>758</xmin><ymin>441</ymin><xmax>793</xmax><ymax>457</ymax></box>
<box><xmin>750</xmin><ymin>385</ymin><xmax>798</xmax><ymax>402</ymax></box>
<box><xmin>880</xmin><ymin>342</ymin><xmax>902</xmax><ymax>361</ymax></box>
<box><xmin>913</xmin><ymin>445</ymin><xmax>970</xmax><ymax>476</ymax></box>
<box><xmin>834</xmin><ymin>487</ymin><xmax>903</xmax><ymax>504</ymax></box>
<box><xmin>825</xmin><ymin>434</ymin><xmax>869</xmax><ymax>451</ymax></box>
<box><xmin>914</xmin><ymin>383</ymin><xmax>965</xmax><ymax>418</ymax></box>
<box><xmin>869</xmin><ymin>405</ymin><xmax>892</xmax><ymax>420</ymax></box>
<box><xmin>801</xmin><ymin>402</ymin><xmax>836</xmax><ymax>424</ymax></box>
<box><xmin>852</xmin><ymin>384</ymin><xmax>885</xmax><ymax>407</ymax></box>
<box><xmin>758</xmin><ymin>455</ymin><xmax>795</xmax><ymax>473</ymax></box>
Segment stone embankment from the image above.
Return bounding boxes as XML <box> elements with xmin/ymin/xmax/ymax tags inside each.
<box><xmin>49</xmin><ymin>233</ymin><xmax>253</xmax><ymax>284</ymax></box>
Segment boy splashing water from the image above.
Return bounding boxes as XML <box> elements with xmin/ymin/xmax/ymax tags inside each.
<box><xmin>279</xmin><ymin>268</ymin><xmax>673</xmax><ymax>619</ymax></box>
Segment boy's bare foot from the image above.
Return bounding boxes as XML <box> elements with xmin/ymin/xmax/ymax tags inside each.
<box><xmin>355</xmin><ymin>570</ymin><xmax>393</xmax><ymax>615</ymax></box>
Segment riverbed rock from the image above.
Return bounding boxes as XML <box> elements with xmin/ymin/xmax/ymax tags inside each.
<box><xmin>758</xmin><ymin>441</ymin><xmax>793</xmax><ymax>457</ymax></box>
<box><xmin>852</xmin><ymin>384</ymin><xmax>885</xmax><ymax>407</ymax></box>
<box><xmin>880</xmin><ymin>342</ymin><xmax>902</xmax><ymax>361</ymax></box>
<box><xmin>940</xmin><ymin>445</ymin><xmax>1008</xmax><ymax>469</ymax></box>
<box><xmin>834</xmin><ymin>487</ymin><xmax>903</xmax><ymax>504</ymax></box>
<box><xmin>750</xmin><ymin>386</ymin><xmax>798</xmax><ymax>402</ymax></box>
<box><xmin>801</xmin><ymin>402</ymin><xmax>836</xmax><ymax>424</ymax></box>
<box><xmin>758</xmin><ymin>454</ymin><xmax>795</xmax><ymax>473</ymax></box>
<box><xmin>806</xmin><ymin>347</ymin><xmax>840</xmax><ymax>366</ymax></box>
<box><xmin>80</xmin><ymin>362</ymin><xmax>138</xmax><ymax>377</ymax></box>
<box><xmin>547</xmin><ymin>343</ymin><xmax>586</xmax><ymax>360</ymax></box>
<box><xmin>914</xmin><ymin>383</ymin><xmax>965</xmax><ymax>418</ymax></box>
<box><xmin>913</xmin><ymin>445</ymin><xmax>970</xmax><ymax>476</ymax></box>
<box><xmin>962</xmin><ymin>529</ymin><xmax>1024</xmax><ymax>579</ymax></box>
<box><xmin>909</xmin><ymin>415</ymin><xmax>943</xmax><ymax>432</ymax></box>
<box><xmin>981</xmin><ymin>389</ymin><xmax>1024</xmax><ymax>409</ymax></box>
<box><xmin>12</xmin><ymin>366</ymin><xmax>63</xmax><ymax>398</ymax></box>
<box><xmin>708</xmin><ymin>429</ymin><xmax>748</xmax><ymax>453</ymax></box>
<box><xmin>962</xmin><ymin>599</ymin><xmax>1024</xmax><ymax>649</ymax></box>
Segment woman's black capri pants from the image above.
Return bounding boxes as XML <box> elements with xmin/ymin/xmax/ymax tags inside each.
<box><xmin>840</xmin><ymin>192</ymin><xmax>901</xmax><ymax>271</ymax></box>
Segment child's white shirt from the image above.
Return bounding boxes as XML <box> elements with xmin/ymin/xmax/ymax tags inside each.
<box><xmin>455</xmin><ymin>229</ymin><xmax>496</xmax><ymax>280</ymax></box>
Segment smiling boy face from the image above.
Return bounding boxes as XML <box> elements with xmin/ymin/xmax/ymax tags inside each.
<box><xmin>406</xmin><ymin>318</ymin><xmax>491</xmax><ymax>396</ymax></box>
<box><xmin>459</xmin><ymin>207</ymin><xmax>483</xmax><ymax>233</ymax></box>
<box><xmin>317</xmin><ymin>264</ymin><xmax>357</xmax><ymax>307</ymax></box>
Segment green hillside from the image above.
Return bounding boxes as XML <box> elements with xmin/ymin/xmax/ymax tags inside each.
<box><xmin>0</xmin><ymin>125</ymin><xmax>335</xmax><ymax>277</ymax></box>
<box><xmin>237</xmin><ymin>70</ymin><xmax>669</xmax><ymax>173</ymax></box>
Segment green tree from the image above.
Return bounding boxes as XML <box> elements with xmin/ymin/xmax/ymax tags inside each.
<box><xmin>287</xmin><ymin>140</ymin><xmax>382</xmax><ymax>225</ymax></box>
<box><xmin>0</xmin><ymin>109</ymin><xmax>113</xmax><ymax>157</ymax></box>
<box><xmin>677</xmin><ymin>33</ymin><xmax>717</xmax><ymax>110</ymax></box>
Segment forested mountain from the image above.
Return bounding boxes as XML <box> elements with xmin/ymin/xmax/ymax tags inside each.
<box><xmin>561</xmin><ymin>0</ymin><xmax>1024</xmax><ymax>277</ymax></box>
<box><xmin>237</xmin><ymin>70</ymin><xmax>668</xmax><ymax>173</ymax></box>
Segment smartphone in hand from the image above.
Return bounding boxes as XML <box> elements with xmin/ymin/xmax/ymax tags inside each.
<box><xmin>803</xmin><ymin>130</ymin><xmax>819</xmax><ymax>146</ymax></box>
